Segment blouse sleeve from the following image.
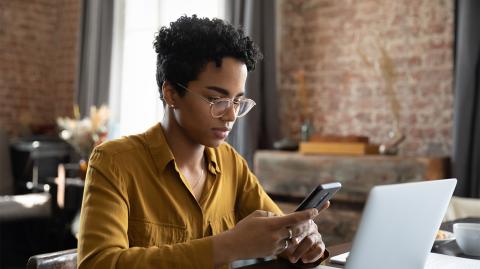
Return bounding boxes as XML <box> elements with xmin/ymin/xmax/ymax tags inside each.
<box><xmin>232</xmin><ymin>151</ymin><xmax>283</xmax><ymax>220</ymax></box>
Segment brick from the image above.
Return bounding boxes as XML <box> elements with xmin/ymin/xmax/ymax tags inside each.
<box><xmin>280</xmin><ymin>0</ymin><xmax>454</xmax><ymax>156</ymax></box>
<box><xmin>0</xmin><ymin>0</ymin><xmax>80</xmax><ymax>136</ymax></box>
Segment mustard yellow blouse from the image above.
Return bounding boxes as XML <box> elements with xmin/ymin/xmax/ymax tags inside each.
<box><xmin>77</xmin><ymin>123</ymin><xmax>282</xmax><ymax>269</ymax></box>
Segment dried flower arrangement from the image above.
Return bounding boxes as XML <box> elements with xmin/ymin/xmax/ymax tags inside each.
<box><xmin>56</xmin><ymin>105</ymin><xmax>109</xmax><ymax>159</ymax></box>
<box><xmin>357</xmin><ymin>38</ymin><xmax>405</xmax><ymax>154</ymax></box>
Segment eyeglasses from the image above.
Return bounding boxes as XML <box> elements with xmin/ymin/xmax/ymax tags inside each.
<box><xmin>176</xmin><ymin>83</ymin><xmax>256</xmax><ymax>118</ymax></box>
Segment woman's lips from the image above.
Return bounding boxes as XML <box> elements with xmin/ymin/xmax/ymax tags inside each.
<box><xmin>212</xmin><ymin>128</ymin><xmax>230</xmax><ymax>139</ymax></box>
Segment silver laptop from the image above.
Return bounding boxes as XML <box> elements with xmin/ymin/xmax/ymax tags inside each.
<box><xmin>324</xmin><ymin>178</ymin><xmax>457</xmax><ymax>269</ymax></box>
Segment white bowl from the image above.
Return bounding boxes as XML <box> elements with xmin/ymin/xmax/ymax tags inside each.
<box><xmin>453</xmin><ymin>223</ymin><xmax>480</xmax><ymax>256</ymax></box>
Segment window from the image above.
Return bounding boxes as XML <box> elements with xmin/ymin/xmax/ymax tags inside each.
<box><xmin>109</xmin><ymin>0</ymin><xmax>225</xmax><ymax>138</ymax></box>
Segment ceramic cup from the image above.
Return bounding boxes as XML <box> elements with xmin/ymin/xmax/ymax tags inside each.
<box><xmin>453</xmin><ymin>222</ymin><xmax>480</xmax><ymax>256</ymax></box>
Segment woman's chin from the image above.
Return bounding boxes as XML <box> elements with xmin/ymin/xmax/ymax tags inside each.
<box><xmin>203</xmin><ymin>137</ymin><xmax>226</xmax><ymax>148</ymax></box>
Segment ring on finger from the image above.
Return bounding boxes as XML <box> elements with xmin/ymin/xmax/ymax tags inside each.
<box><xmin>284</xmin><ymin>239</ymin><xmax>289</xmax><ymax>249</ymax></box>
<box><xmin>287</xmin><ymin>228</ymin><xmax>293</xmax><ymax>240</ymax></box>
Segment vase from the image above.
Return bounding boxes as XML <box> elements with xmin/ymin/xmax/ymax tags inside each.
<box><xmin>301</xmin><ymin>120</ymin><xmax>313</xmax><ymax>142</ymax></box>
<box><xmin>79</xmin><ymin>159</ymin><xmax>88</xmax><ymax>180</ymax></box>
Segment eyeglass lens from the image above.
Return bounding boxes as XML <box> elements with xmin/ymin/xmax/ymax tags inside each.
<box><xmin>212</xmin><ymin>100</ymin><xmax>255</xmax><ymax>118</ymax></box>
<box><xmin>176</xmin><ymin>82</ymin><xmax>255</xmax><ymax>118</ymax></box>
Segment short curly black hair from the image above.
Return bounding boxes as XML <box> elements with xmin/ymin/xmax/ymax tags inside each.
<box><xmin>153</xmin><ymin>15</ymin><xmax>263</xmax><ymax>100</ymax></box>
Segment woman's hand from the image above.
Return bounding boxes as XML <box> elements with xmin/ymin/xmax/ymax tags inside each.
<box><xmin>280</xmin><ymin>201</ymin><xmax>330</xmax><ymax>264</ymax></box>
<box><xmin>212</xmin><ymin>208</ymin><xmax>318</xmax><ymax>267</ymax></box>
<box><xmin>232</xmin><ymin>209</ymin><xmax>318</xmax><ymax>259</ymax></box>
<box><xmin>281</xmin><ymin>219</ymin><xmax>326</xmax><ymax>263</ymax></box>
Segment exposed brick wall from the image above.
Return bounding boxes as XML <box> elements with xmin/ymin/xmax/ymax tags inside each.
<box><xmin>0</xmin><ymin>0</ymin><xmax>81</xmax><ymax>137</ymax></box>
<box><xmin>279</xmin><ymin>0</ymin><xmax>454</xmax><ymax>156</ymax></box>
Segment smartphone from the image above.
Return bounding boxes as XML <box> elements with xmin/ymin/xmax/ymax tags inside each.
<box><xmin>295</xmin><ymin>182</ymin><xmax>342</xmax><ymax>211</ymax></box>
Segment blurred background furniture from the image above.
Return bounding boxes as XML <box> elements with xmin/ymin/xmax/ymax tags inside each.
<box><xmin>1</xmin><ymin>129</ymin><xmax>54</xmax><ymax>268</ymax></box>
<box><xmin>26</xmin><ymin>249</ymin><xmax>77</xmax><ymax>269</ymax></box>
<box><xmin>254</xmin><ymin>150</ymin><xmax>449</xmax><ymax>245</ymax></box>
<box><xmin>9</xmin><ymin>136</ymin><xmax>70</xmax><ymax>194</ymax></box>
<box><xmin>444</xmin><ymin>196</ymin><xmax>480</xmax><ymax>221</ymax></box>
<box><xmin>0</xmin><ymin>128</ymin><xmax>79</xmax><ymax>268</ymax></box>
<box><xmin>0</xmin><ymin>128</ymin><xmax>55</xmax><ymax>221</ymax></box>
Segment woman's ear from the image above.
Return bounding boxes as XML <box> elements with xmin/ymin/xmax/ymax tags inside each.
<box><xmin>162</xmin><ymin>81</ymin><xmax>177</xmax><ymax>109</ymax></box>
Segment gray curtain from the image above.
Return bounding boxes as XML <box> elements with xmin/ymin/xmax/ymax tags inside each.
<box><xmin>452</xmin><ymin>0</ymin><xmax>480</xmax><ymax>198</ymax></box>
<box><xmin>77</xmin><ymin>0</ymin><xmax>115</xmax><ymax>117</ymax></box>
<box><xmin>225</xmin><ymin>0</ymin><xmax>279</xmax><ymax>167</ymax></box>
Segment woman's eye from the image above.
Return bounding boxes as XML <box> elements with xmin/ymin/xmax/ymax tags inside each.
<box><xmin>208</xmin><ymin>97</ymin><xmax>221</xmax><ymax>102</ymax></box>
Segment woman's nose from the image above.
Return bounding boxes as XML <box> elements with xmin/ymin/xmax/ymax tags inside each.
<box><xmin>221</xmin><ymin>102</ymin><xmax>237</xmax><ymax>121</ymax></box>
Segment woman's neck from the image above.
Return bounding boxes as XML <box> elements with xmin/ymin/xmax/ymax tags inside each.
<box><xmin>160</xmin><ymin>112</ymin><xmax>205</xmax><ymax>169</ymax></box>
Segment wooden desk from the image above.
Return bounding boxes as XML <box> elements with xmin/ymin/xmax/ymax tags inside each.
<box><xmin>325</xmin><ymin>243</ymin><xmax>351</xmax><ymax>268</ymax></box>
<box><xmin>235</xmin><ymin>243</ymin><xmax>351</xmax><ymax>269</ymax></box>
<box><xmin>235</xmin><ymin>259</ymin><xmax>302</xmax><ymax>269</ymax></box>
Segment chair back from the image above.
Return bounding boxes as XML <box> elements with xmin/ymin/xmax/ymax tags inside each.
<box><xmin>26</xmin><ymin>249</ymin><xmax>77</xmax><ymax>269</ymax></box>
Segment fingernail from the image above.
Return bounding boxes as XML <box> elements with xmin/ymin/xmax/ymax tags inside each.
<box><xmin>312</xmin><ymin>208</ymin><xmax>318</xmax><ymax>216</ymax></box>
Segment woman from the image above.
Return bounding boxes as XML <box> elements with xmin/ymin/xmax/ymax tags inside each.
<box><xmin>77</xmin><ymin>15</ymin><xmax>328</xmax><ymax>269</ymax></box>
